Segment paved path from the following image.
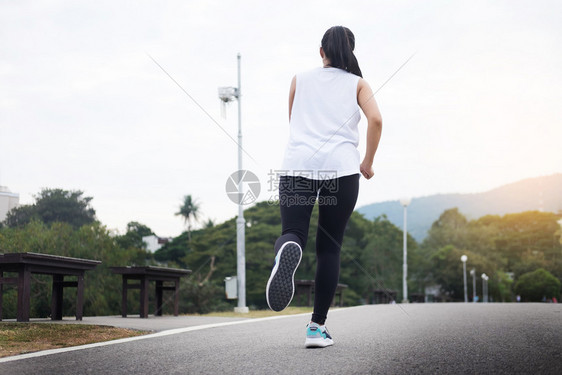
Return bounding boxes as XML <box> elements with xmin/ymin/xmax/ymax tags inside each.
<box><xmin>1</xmin><ymin>303</ymin><xmax>561</xmax><ymax>374</ymax></box>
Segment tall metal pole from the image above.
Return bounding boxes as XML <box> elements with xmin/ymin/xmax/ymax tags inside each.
<box><xmin>482</xmin><ymin>274</ymin><xmax>485</xmax><ymax>303</ymax></box>
<box><xmin>399</xmin><ymin>198</ymin><xmax>410</xmax><ymax>303</ymax></box>
<box><xmin>235</xmin><ymin>53</ymin><xmax>248</xmax><ymax>313</ymax></box>
<box><xmin>463</xmin><ymin>261</ymin><xmax>468</xmax><ymax>302</ymax></box>
<box><xmin>460</xmin><ymin>255</ymin><xmax>468</xmax><ymax>302</ymax></box>
<box><xmin>471</xmin><ymin>269</ymin><xmax>476</xmax><ymax>303</ymax></box>
<box><xmin>481</xmin><ymin>273</ymin><xmax>487</xmax><ymax>303</ymax></box>
<box><xmin>402</xmin><ymin>204</ymin><xmax>408</xmax><ymax>303</ymax></box>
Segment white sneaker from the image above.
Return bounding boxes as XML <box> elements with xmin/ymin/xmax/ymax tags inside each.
<box><xmin>305</xmin><ymin>322</ymin><xmax>334</xmax><ymax>348</ymax></box>
<box><xmin>265</xmin><ymin>241</ymin><xmax>302</xmax><ymax>312</ymax></box>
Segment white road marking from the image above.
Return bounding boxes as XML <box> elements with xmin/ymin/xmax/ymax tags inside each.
<box><xmin>0</xmin><ymin>309</ymin><xmax>352</xmax><ymax>363</ymax></box>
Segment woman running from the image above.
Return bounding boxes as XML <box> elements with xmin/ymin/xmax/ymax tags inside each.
<box><xmin>265</xmin><ymin>25</ymin><xmax>383</xmax><ymax>348</ymax></box>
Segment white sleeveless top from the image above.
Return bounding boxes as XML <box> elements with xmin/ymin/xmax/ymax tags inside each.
<box><xmin>281</xmin><ymin>67</ymin><xmax>361</xmax><ymax>180</ymax></box>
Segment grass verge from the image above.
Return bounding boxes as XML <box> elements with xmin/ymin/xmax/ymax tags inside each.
<box><xmin>0</xmin><ymin>323</ymin><xmax>147</xmax><ymax>358</ymax></box>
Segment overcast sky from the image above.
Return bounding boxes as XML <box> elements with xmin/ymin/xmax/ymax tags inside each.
<box><xmin>1</xmin><ymin>0</ymin><xmax>561</xmax><ymax>237</ymax></box>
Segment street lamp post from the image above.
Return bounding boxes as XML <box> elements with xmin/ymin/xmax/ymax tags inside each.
<box><xmin>461</xmin><ymin>255</ymin><xmax>468</xmax><ymax>303</ymax></box>
<box><xmin>486</xmin><ymin>275</ymin><xmax>490</xmax><ymax>303</ymax></box>
<box><xmin>481</xmin><ymin>273</ymin><xmax>489</xmax><ymax>303</ymax></box>
<box><xmin>219</xmin><ymin>54</ymin><xmax>248</xmax><ymax>313</ymax></box>
<box><xmin>470</xmin><ymin>268</ymin><xmax>476</xmax><ymax>302</ymax></box>
<box><xmin>399</xmin><ymin>198</ymin><xmax>411</xmax><ymax>303</ymax></box>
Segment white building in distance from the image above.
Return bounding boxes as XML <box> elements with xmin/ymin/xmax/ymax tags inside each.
<box><xmin>142</xmin><ymin>235</ymin><xmax>172</xmax><ymax>253</ymax></box>
<box><xmin>0</xmin><ymin>186</ymin><xmax>19</xmax><ymax>223</ymax></box>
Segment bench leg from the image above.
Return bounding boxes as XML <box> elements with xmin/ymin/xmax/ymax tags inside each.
<box><xmin>17</xmin><ymin>266</ymin><xmax>31</xmax><ymax>322</ymax></box>
<box><xmin>174</xmin><ymin>279</ymin><xmax>180</xmax><ymax>316</ymax></box>
<box><xmin>155</xmin><ymin>281</ymin><xmax>163</xmax><ymax>316</ymax></box>
<box><xmin>76</xmin><ymin>274</ymin><xmax>84</xmax><ymax>320</ymax></box>
<box><xmin>140</xmin><ymin>277</ymin><xmax>149</xmax><ymax>318</ymax></box>
<box><xmin>51</xmin><ymin>275</ymin><xmax>64</xmax><ymax>320</ymax></box>
<box><xmin>0</xmin><ymin>271</ymin><xmax>3</xmax><ymax>321</ymax></box>
<box><xmin>121</xmin><ymin>277</ymin><xmax>128</xmax><ymax>317</ymax></box>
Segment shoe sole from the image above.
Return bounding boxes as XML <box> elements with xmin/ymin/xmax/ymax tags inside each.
<box><xmin>305</xmin><ymin>337</ymin><xmax>334</xmax><ymax>348</ymax></box>
<box><xmin>265</xmin><ymin>241</ymin><xmax>302</xmax><ymax>312</ymax></box>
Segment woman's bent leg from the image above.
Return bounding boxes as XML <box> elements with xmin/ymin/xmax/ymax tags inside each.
<box><xmin>275</xmin><ymin>176</ymin><xmax>317</xmax><ymax>252</ymax></box>
<box><xmin>267</xmin><ymin>176</ymin><xmax>317</xmax><ymax>311</ymax></box>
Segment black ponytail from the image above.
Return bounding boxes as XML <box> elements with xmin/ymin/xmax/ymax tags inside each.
<box><xmin>321</xmin><ymin>26</ymin><xmax>363</xmax><ymax>77</ymax></box>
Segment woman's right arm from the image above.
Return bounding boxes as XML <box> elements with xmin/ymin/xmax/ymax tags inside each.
<box><xmin>357</xmin><ymin>78</ymin><xmax>383</xmax><ymax>180</ymax></box>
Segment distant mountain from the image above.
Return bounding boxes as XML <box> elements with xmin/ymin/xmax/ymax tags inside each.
<box><xmin>356</xmin><ymin>173</ymin><xmax>562</xmax><ymax>242</ymax></box>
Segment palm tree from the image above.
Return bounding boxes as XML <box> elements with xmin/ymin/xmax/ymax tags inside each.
<box><xmin>175</xmin><ymin>195</ymin><xmax>200</xmax><ymax>241</ymax></box>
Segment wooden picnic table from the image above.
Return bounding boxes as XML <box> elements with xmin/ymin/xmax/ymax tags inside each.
<box><xmin>0</xmin><ymin>252</ymin><xmax>101</xmax><ymax>322</ymax></box>
<box><xmin>110</xmin><ymin>266</ymin><xmax>191</xmax><ymax>318</ymax></box>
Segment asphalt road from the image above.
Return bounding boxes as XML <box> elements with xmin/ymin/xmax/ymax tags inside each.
<box><xmin>1</xmin><ymin>303</ymin><xmax>560</xmax><ymax>374</ymax></box>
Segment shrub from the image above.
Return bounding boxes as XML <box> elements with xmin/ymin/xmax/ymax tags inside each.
<box><xmin>514</xmin><ymin>268</ymin><xmax>561</xmax><ymax>302</ymax></box>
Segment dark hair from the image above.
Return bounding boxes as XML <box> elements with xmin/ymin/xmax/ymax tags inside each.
<box><xmin>321</xmin><ymin>26</ymin><xmax>363</xmax><ymax>77</ymax></box>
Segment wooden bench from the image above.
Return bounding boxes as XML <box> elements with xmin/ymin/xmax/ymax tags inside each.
<box><xmin>111</xmin><ymin>266</ymin><xmax>191</xmax><ymax>318</ymax></box>
<box><xmin>373</xmin><ymin>289</ymin><xmax>397</xmax><ymax>304</ymax></box>
<box><xmin>0</xmin><ymin>252</ymin><xmax>101</xmax><ymax>322</ymax></box>
<box><xmin>294</xmin><ymin>279</ymin><xmax>348</xmax><ymax>307</ymax></box>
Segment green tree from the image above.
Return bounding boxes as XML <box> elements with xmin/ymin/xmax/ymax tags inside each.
<box><xmin>176</xmin><ymin>195</ymin><xmax>200</xmax><ymax>241</ymax></box>
<box><xmin>352</xmin><ymin>214</ymin><xmax>417</xmax><ymax>303</ymax></box>
<box><xmin>429</xmin><ymin>245</ymin><xmax>496</xmax><ymax>301</ymax></box>
<box><xmin>497</xmin><ymin>212</ymin><xmax>561</xmax><ymax>266</ymax></box>
<box><xmin>154</xmin><ymin>232</ymin><xmax>191</xmax><ymax>267</ymax></box>
<box><xmin>115</xmin><ymin>221</ymin><xmax>154</xmax><ymax>250</ymax></box>
<box><xmin>180</xmin><ymin>278</ymin><xmax>231</xmax><ymax>314</ymax></box>
<box><xmin>3</xmin><ymin>188</ymin><xmax>96</xmax><ymax>229</ymax></box>
<box><xmin>3</xmin><ymin>205</ymin><xmax>36</xmax><ymax>227</ymax></box>
<box><xmin>180</xmin><ymin>201</ymin><xmax>279</xmax><ymax>309</ymax></box>
<box><xmin>420</xmin><ymin>209</ymin><xmax>562</xmax><ymax>302</ymax></box>
<box><xmin>489</xmin><ymin>271</ymin><xmax>514</xmax><ymax>302</ymax></box>
<box><xmin>422</xmin><ymin>208</ymin><xmax>469</xmax><ymax>252</ymax></box>
<box><xmin>514</xmin><ymin>268</ymin><xmax>561</xmax><ymax>302</ymax></box>
<box><xmin>555</xmin><ymin>218</ymin><xmax>562</xmax><ymax>245</ymax></box>
<box><xmin>126</xmin><ymin>221</ymin><xmax>153</xmax><ymax>237</ymax></box>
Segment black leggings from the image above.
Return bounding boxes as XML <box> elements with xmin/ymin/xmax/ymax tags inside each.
<box><xmin>274</xmin><ymin>174</ymin><xmax>360</xmax><ymax>325</ymax></box>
